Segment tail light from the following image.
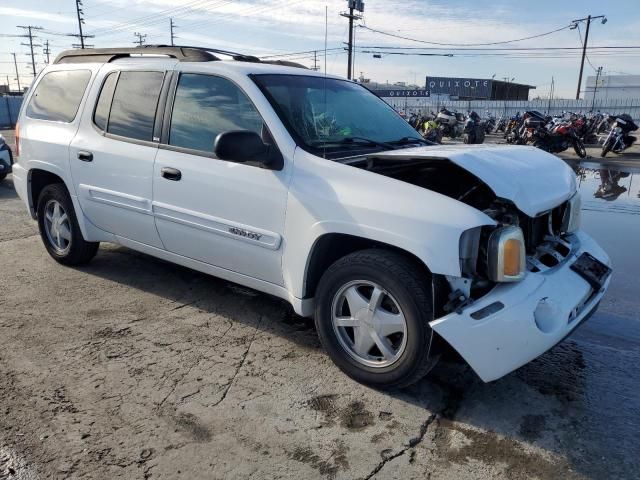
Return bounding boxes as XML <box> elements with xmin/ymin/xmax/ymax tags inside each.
<box><xmin>14</xmin><ymin>122</ymin><xmax>20</xmax><ymax>158</ymax></box>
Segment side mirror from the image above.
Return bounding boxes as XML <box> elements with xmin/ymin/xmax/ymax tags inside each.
<box><xmin>213</xmin><ymin>130</ymin><xmax>283</xmax><ymax>169</ymax></box>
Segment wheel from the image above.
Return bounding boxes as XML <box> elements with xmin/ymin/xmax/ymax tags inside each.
<box><xmin>314</xmin><ymin>249</ymin><xmax>439</xmax><ymax>389</ymax></box>
<box><xmin>463</xmin><ymin>133</ymin><xmax>471</xmax><ymax>144</ymax></box>
<box><xmin>37</xmin><ymin>183</ymin><xmax>99</xmax><ymax>265</ymax></box>
<box><xmin>601</xmin><ymin>138</ymin><xmax>612</xmax><ymax>158</ymax></box>
<box><xmin>0</xmin><ymin>171</ymin><xmax>6</xmax><ymax>181</ymax></box>
<box><xmin>573</xmin><ymin>139</ymin><xmax>587</xmax><ymax>158</ymax></box>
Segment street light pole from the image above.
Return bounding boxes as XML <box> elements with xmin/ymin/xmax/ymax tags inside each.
<box><xmin>572</xmin><ymin>14</ymin><xmax>607</xmax><ymax>100</ymax></box>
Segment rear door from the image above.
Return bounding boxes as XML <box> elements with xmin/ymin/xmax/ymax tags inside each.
<box><xmin>152</xmin><ymin>72</ymin><xmax>290</xmax><ymax>285</ymax></box>
<box><xmin>69</xmin><ymin>69</ymin><xmax>167</xmax><ymax>248</ymax></box>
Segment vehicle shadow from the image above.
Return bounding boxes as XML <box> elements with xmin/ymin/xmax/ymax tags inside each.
<box><xmin>0</xmin><ymin>176</ymin><xmax>17</xmax><ymax>199</ymax></box>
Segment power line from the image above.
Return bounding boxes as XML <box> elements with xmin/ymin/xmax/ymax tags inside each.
<box><xmin>358</xmin><ymin>23</ymin><xmax>573</xmax><ymax>47</ymax></box>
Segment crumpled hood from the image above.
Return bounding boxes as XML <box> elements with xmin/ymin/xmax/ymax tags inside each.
<box><xmin>371</xmin><ymin>144</ymin><xmax>577</xmax><ymax>217</ymax></box>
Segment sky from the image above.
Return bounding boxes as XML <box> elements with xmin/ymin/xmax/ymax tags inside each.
<box><xmin>1</xmin><ymin>0</ymin><xmax>639</xmax><ymax>98</ymax></box>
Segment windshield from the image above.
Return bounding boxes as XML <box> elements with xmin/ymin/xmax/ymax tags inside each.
<box><xmin>251</xmin><ymin>74</ymin><xmax>424</xmax><ymax>158</ymax></box>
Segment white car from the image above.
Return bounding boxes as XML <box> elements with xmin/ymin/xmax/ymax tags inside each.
<box><xmin>0</xmin><ymin>133</ymin><xmax>13</xmax><ymax>181</ymax></box>
<box><xmin>12</xmin><ymin>46</ymin><xmax>611</xmax><ymax>388</ymax></box>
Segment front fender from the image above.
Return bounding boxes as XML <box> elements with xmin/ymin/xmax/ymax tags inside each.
<box><xmin>282</xmin><ymin>149</ymin><xmax>494</xmax><ymax>299</ymax></box>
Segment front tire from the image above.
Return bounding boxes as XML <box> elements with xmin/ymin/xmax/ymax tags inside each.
<box><xmin>601</xmin><ymin>138</ymin><xmax>613</xmax><ymax>157</ymax></box>
<box><xmin>573</xmin><ymin>139</ymin><xmax>587</xmax><ymax>158</ymax></box>
<box><xmin>37</xmin><ymin>183</ymin><xmax>99</xmax><ymax>265</ymax></box>
<box><xmin>314</xmin><ymin>249</ymin><xmax>439</xmax><ymax>389</ymax></box>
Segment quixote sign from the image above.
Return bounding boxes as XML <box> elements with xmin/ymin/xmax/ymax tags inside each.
<box><xmin>426</xmin><ymin>77</ymin><xmax>492</xmax><ymax>99</ymax></box>
<box><xmin>372</xmin><ymin>89</ymin><xmax>430</xmax><ymax>98</ymax></box>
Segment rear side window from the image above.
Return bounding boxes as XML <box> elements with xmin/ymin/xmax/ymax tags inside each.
<box><xmin>26</xmin><ymin>70</ymin><xmax>91</xmax><ymax>122</ymax></box>
<box><xmin>169</xmin><ymin>73</ymin><xmax>263</xmax><ymax>153</ymax></box>
<box><xmin>93</xmin><ymin>72</ymin><xmax>118</xmax><ymax>131</ymax></box>
<box><xmin>107</xmin><ymin>71</ymin><xmax>164</xmax><ymax>141</ymax></box>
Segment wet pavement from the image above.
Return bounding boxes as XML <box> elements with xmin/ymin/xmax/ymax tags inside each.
<box><xmin>1</xmin><ymin>128</ymin><xmax>639</xmax><ymax>479</ymax></box>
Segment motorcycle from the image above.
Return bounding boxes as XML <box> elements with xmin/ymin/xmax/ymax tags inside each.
<box><xmin>463</xmin><ymin>111</ymin><xmax>485</xmax><ymax>144</ymax></box>
<box><xmin>601</xmin><ymin>114</ymin><xmax>638</xmax><ymax>157</ymax></box>
<box><xmin>436</xmin><ymin>108</ymin><xmax>464</xmax><ymax>138</ymax></box>
<box><xmin>421</xmin><ymin>118</ymin><xmax>443</xmax><ymax>144</ymax></box>
<box><xmin>531</xmin><ymin>122</ymin><xmax>587</xmax><ymax>158</ymax></box>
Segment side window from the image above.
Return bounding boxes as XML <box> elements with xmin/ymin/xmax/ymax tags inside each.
<box><xmin>107</xmin><ymin>71</ymin><xmax>164</xmax><ymax>141</ymax></box>
<box><xmin>169</xmin><ymin>73</ymin><xmax>263</xmax><ymax>153</ymax></box>
<box><xmin>26</xmin><ymin>70</ymin><xmax>91</xmax><ymax>122</ymax></box>
<box><xmin>93</xmin><ymin>71</ymin><xmax>118</xmax><ymax>131</ymax></box>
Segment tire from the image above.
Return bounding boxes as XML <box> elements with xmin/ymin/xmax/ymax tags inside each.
<box><xmin>463</xmin><ymin>133</ymin><xmax>471</xmax><ymax>144</ymax></box>
<box><xmin>601</xmin><ymin>138</ymin><xmax>613</xmax><ymax>158</ymax></box>
<box><xmin>0</xmin><ymin>171</ymin><xmax>6</xmax><ymax>181</ymax></box>
<box><xmin>573</xmin><ymin>139</ymin><xmax>587</xmax><ymax>158</ymax></box>
<box><xmin>37</xmin><ymin>183</ymin><xmax>99</xmax><ymax>265</ymax></box>
<box><xmin>314</xmin><ymin>249</ymin><xmax>439</xmax><ymax>389</ymax></box>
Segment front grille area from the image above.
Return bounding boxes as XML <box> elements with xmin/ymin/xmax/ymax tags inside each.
<box><xmin>521</xmin><ymin>201</ymin><xmax>572</xmax><ymax>272</ymax></box>
<box><xmin>520</xmin><ymin>202</ymin><xmax>569</xmax><ymax>254</ymax></box>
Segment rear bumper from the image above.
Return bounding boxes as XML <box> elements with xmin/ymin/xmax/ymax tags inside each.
<box><xmin>0</xmin><ymin>149</ymin><xmax>11</xmax><ymax>174</ymax></box>
<box><xmin>11</xmin><ymin>163</ymin><xmax>28</xmax><ymax>207</ymax></box>
<box><xmin>430</xmin><ymin>230</ymin><xmax>611</xmax><ymax>382</ymax></box>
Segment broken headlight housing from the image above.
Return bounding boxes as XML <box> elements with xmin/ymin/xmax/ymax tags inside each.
<box><xmin>561</xmin><ymin>192</ymin><xmax>581</xmax><ymax>234</ymax></box>
<box><xmin>487</xmin><ymin>226</ymin><xmax>526</xmax><ymax>282</ymax></box>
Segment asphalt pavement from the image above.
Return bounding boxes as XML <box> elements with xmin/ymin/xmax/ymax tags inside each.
<box><xmin>1</xmin><ymin>129</ymin><xmax>639</xmax><ymax>479</ymax></box>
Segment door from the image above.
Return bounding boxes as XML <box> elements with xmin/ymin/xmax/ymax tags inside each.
<box><xmin>152</xmin><ymin>73</ymin><xmax>289</xmax><ymax>285</ymax></box>
<box><xmin>69</xmin><ymin>69</ymin><xmax>166</xmax><ymax>248</ymax></box>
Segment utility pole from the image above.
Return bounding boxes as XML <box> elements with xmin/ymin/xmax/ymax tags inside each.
<box><xmin>75</xmin><ymin>0</ymin><xmax>87</xmax><ymax>48</ymax></box>
<box><xmin>43</xmin><ymin>39</ymin><xmax>51</xmax><ymax>64</ymax></box>
<box><xmin>311</xmin><ymin>50</ymin><xmax>319</xmax><ymax>71</ymax></box>
<box><xmin>571</xmin><ymin>14</ymin><xmax>607</xmax><ymax>100</ymax></box>
<box><xmin>547</xmin><ymin>76</ymin><xmax>554</xmax><ymax>115</ymax></box>
<box><xmin>170</xmin><ymin>18</ymin><xmax>177</xmax><ymax>46</ymax></box>
<box><xmin>18</xmin><ymin>26</ymin><xmax>42</xmax><ymax>76</ymax></box>
<box><xmin>341</xmin><ymin>0</ymin><xmax>364</xmax><ymax>80</ymax></box>
<box><xmin>591</xmin><ymin>66</ymin><xmax>603</xmax><ymax>111</ymax></box>
<box><xmin>11</xmin><ymin>53</ymin><xmax>21</xmax><ymax>91</ymax></box>
<box><xmin>133</xmin><ymin>32</ymin><xmax>147</xmax><ymax>46</ymax></box>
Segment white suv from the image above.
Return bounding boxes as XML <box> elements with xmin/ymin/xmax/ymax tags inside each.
<box><xmin>12</xmin><ymin>46</ymin><xmax>611</xmax><ymax>388</ymax></box>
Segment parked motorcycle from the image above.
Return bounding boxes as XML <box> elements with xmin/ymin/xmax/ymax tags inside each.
<box><xmin>463</xmin><ymin>111</ymin><xmax>485</xmax><ymax>144</ymax></box>
<box><xmin>436</xmin><ymin>107</ymin><xmax>464</xmax><ymax>138</ymax></box>
<box><xmin>531</xmin><ymin>122</ymin><xmax>587</xmax><ymax>158</ymax></box>
<box><xmin>421</xmin><ymin>118</ymin><xmax>443</xmax><ymax>144</ymax></box>
<box><xmin>601</xmin><ymin>114</ymin><xmax>638</xmax><ymax>157</ymax></box>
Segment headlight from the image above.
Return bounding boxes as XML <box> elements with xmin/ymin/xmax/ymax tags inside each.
<box><xmin>487</xmin><ymin>226</ymin><xmax>526</xmax><ymax>282</ymax></box>
<box><xmin>561</xmin><ymin>192</ymin><xmax>582</xmax><ymax>233</ymax></box>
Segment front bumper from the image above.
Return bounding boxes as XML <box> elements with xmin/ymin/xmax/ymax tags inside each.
<box><xmin>430</xmin><ymin>230</ymin><xmax>611</xmax><ymax>382</ymax></box>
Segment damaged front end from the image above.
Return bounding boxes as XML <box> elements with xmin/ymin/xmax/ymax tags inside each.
<box><xmin>344</xmin><ymin>150</ymin><xmax>610</xmax><ymax>382</ymax></box>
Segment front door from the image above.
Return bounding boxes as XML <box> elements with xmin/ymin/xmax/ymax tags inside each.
<box><xmin>152</xmin><ymin>72</ymin><xmax>290</xmax><ymax>285</ymax></box>
<box><xmin>70</xmin><ymin>69</ymin><xmax>166</xmax><ymax>248</ymax></box>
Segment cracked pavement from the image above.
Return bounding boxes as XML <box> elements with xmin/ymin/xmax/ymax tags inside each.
<box><xmin>1</xmin><ymin>130</ymin><xmax>639</xmax><ymax>479</ymax></box>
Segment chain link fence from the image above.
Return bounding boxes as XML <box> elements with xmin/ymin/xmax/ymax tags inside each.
<box><xmin>386</xmin><ymin>97</ymin><xmax>640</xmax><ymax>122</ymax></box>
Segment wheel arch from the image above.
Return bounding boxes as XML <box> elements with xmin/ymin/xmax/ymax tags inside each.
<box><xmin>28</xmin><ymin>168</ymin><xmax>68</xmax><ymax>219</ymax></box>
<box><xmin>301</xmin><ymin>232</ymin><xmax>433</xmax><ymax>300</ymax></box>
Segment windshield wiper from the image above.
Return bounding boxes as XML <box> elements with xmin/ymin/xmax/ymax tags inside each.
<box><xmin>388</xmin><ymin>136</ymin><xmax>433</xmax><ymax>147</ymax></box>
<box><xmin>311</xmin><ymin>136</ymin><xmax>396</xmax><ymax>150</ymax></box>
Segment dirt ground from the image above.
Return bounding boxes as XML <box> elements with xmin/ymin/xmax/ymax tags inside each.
<box><xmin>1</xmin><ymin>129</ymin><xmax>639</xmax><ymax>479</ymax></box>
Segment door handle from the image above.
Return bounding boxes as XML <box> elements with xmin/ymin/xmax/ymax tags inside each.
<box><xmin>161</xmin><ymin>167</ymin><xmax>182</xmax><ymax>181</ymax></box>
<box><xmin>77</xmin><ymin>151</ymin><xmax>93</xmax><ymax>162</ymax></box>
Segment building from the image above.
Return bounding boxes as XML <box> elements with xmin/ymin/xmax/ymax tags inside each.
<box><xmin>585</xmin><ymin>75</ymin><xmax>640</xmax><ymax>101</ymax></box>
<box><xmin>425</xmin><ymin>76</ymin><xmax>535</xmax><ymax>100</ymax></box>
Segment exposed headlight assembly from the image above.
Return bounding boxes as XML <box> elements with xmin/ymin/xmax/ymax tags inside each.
<box><xmin>487</xmin><ymin>226</ymin><xmax>526</xmax><ymax>282</ymax></box>
<box><xmin>561</xmin><ymin>192</ymin><xmax>582</xmax><ymax>234</ymax></box>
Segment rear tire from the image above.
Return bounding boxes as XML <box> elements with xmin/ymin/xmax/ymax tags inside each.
<box><xmin>314</xmin><ymin>249</ymin><xmax>439</xmax><ymax>389</ymax></box>
<box><xmin>37</xmin><ymin>183</ymin><xmax>99</xmax><ymax>265</ymax></box>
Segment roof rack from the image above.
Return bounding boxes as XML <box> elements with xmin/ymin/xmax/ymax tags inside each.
<box><xmin>53</xmin><ymin>45</ymin><xmax>307</xmax><ymax>69</ymax></box>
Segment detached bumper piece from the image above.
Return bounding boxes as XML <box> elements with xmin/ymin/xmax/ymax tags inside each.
<box><xmin>430</xmin><ymin>231</ymin><xmax>611</xmax><ymax>382</ymax></box>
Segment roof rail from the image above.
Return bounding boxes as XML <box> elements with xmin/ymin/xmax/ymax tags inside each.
<box><xmin>53</xmin><ymin>45</ymin><xmax>308</xmax><ymax>69</ymax></box>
